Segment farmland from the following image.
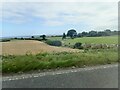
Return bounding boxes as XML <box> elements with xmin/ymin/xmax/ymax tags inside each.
<box><xmin>48</xmin><ymin>35</ymin><xmax>118</xmax><ymax>46</ymax></box>
<box><xmin>1</xmin><ymin>35</ymin><xmax>119</xmax><ymax>74</ymax></box>
<box><xmin>1</xmin><ymin>40</ymin><xmax>79</xmax><ymax>55</ymax></box>
<box><xmin>1</xmin><ymin>36</ymin><xmax>118</xmax><ymax>55</ymax></box>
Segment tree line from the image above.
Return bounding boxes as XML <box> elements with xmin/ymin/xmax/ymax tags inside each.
<box><xmin>62</xmin><ymin>29</ymin><xmax>118</xmax><ymax>39</ymax></box>
<box><xmin>12</xmin><ymin>29</ymin><xmax>118</xmax><ymax>41</ymax></box>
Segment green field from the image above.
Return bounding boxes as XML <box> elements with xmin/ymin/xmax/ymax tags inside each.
<box><xmin>48</xmin><ymin>36</ymin><xmax>118</xmax><ymax>46</ymax></box>
<box><xmin>1</xmin><ymin>35</ymin><xmax>119</xmax><ymax>74</ymax></box>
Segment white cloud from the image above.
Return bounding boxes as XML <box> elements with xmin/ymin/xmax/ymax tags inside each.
<box><xmin>1</xmin><ymin>2</ymin><xmax>118</xmax><ymax>30</ymax></box>
<box><xmin>44</xmin><ymin>20</ymin><xmax>64</xmax><ymax>26</ymax></box>
<box><xmin>1</xmin><ymin>0</ymin><xmax>119</xmax><ymax>2</ymax></box>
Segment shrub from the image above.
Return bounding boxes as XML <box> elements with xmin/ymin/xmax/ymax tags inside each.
<box><xmin>46</xmin><ymin>40</ymin><xmax>62</xmax><ymax>46</ymax></box>
<box><xmin>14</xmin><ymin>37</ymin><xmax>17</xmax><ymax>39</ymax></box>
<box><xmin>0</xmin><ymin>39</ymin><xmax>10</xmax><ymax>42</ymax></box>
<box><xmin>74</xmin><ymin>42</ymin><xmax>83</xmax><ymax>49</ymax></box>
<box><xmin>20</xmin><ymin>37</ymin><xmax>24</xmax><ymax>40</ymax></box>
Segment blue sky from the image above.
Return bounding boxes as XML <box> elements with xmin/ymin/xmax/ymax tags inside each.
<box><xmin>1</xmin><ymin>1</ymin><xmax>118</xmax><ymax>37</ymax></box>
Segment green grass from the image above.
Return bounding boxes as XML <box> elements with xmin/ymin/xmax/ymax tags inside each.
<box><xmin>1</xmin><ymin>35</ymin><xmax>118</xmax><ymax>74</ymax></box>
<box><xmin>48</xmin><ymin>36</ymin><xmax>118</xmax><ymax>46</ymax></box>
<box><xmin>2</xmin><ymin>49</ymin><xmax>118</xmax><ymax>73</ymax></box>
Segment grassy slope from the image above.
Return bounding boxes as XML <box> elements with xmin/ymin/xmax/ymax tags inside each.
<box><xmin>48</xmin><ymin>36</ymin><xmax>118</xmax><ymax>45</ymax></box>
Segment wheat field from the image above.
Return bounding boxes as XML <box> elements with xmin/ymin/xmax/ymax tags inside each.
<box><xmin>1</xmin><ymin>40</ymin><xmax>79</xmax><ymax>55</ymax></box>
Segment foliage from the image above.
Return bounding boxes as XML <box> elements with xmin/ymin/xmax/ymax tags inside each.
<box><xmin>78</xmin><ymin>30</ymin><xmax>118</xmax><ymax>37</ymax></box>
<box><xmin>74</xmin><ymin>42</ymin><xmax>83</xmax><ymax>49</ymax></box>
<box><xmin>0</xmin><ymin>39</ymin><xmax>10</xmax><ymax>42</ymax></box>
<box><xmin>62</xmin><ymin>33</ymin><xmax>66</xmax><ymax>40</ymax></box>
<box><xmin>89</xmin><ymin>31</ymin><xmax>98</xmax><ymax>37</ymax></box>
<box><xmin>67</xmin><ymin>29</ymin><xmax>77</xmax><ymax>39</ymax></box>
<box><xmin>77</xmin><ymin>33</ymin><xmax>82</xmax><ymax>37</ymax></box>
<box><xmin>46</xmin><ymin>40</ymin><xmax>62</xmax><ymax>46</ymax></box>
<box><xmin>21</xmin><ymin>37</ymin><xmax>24</xmax><ymax>40</ymax></box>
<box><xmin>2</xmin><ymin>49</ymin><xmax>118</xmax><ymax>73</ymax></box>
<box><xmin>31</xmin><ymin>36</ymin><xmax>34</xmax><ymax>38</ymax></box>
<box><xmin>14</xmin><ymin>37</ymin><xmax>18</xmax><ymax>39</ymax></box>
<box><xmin>40</xmin><ymin>35</ymin><xmax>46</xmax><ymax>40</ymax></box>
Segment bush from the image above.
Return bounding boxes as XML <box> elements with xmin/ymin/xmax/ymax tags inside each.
<box><xmin>20</xmin><ymin>37</ymin><xmax>24</xmax><ymax>40</ymax></box>
<box><xmin>46</xmin><ymin>40</ymin><xmax>62</xmax><ymax>46</ymax></box>
<box><xmin>74</xmin><ymin>42</ymin><xmax>83</xmax><ymax>49</ymax></box>
<box><xmin>14</xmin><ymin>37</ymin><xmax>17</xmax><ymax>39</ymax></box>
<box><xmin>0</xmin><ymin>39</ymin><xmax>10</xmax><ymax>42</ymax></box>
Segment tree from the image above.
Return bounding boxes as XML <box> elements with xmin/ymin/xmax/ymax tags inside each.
<box><xmin>14</xmin><ymin>37</ymin><xmax>17</xmax><ymax>39</ymax></box>
<box><xmin>113</xmin><ymin>30</ymin><xmax>118</xmax><ymax>35</ymax></box>
<box><xmin>77</xmin><ymin>33</ymin><xmax>82</xmax><ymax>37</ymax></box>
<box><xmin>104</xmin><ymin>29</ymin><xmax>111</xmax><ymax>36</ymax></box>
<box><xmin>97</xmin><ymin>31</ymin><xmax>104</xmax><ymax>36</ymax></box>
<box><xmin>21</xmin><ymin>37</ymin><xmax>24</xmax><ymax>40</ymax></box>
<box><xmin>88</xmin><ymin>31</ymin><xmax>98</xmax><ymax>37</ymax></box>
<box><xmin>40</xmin><ymin>35</ymin><xmax>46</xmax><ymax>40</ymax></box>
<box><xmin>31</xmin><ymin>36</ymin><xmax>34</xmax><ymax>39</ymax></box>
<box><xmin>81</xmin><ymin>31</ymin><xmax>88</xmax><ymax>37</ymax></box>
<box><xmin>62</xmin><ymin>33</ymin><xmax>66</xmax><ymax>40</ymax></box>
<box><xmin>67</xmin><ymin>29</ymin><xmax>77</xmax><ymax>39</ymax></box>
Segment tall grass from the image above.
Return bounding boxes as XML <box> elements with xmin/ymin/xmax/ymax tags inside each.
<box><xmin>2</xmin><ymin>49</ymin><xmax>118</xmax><ymax>73</ymax></box>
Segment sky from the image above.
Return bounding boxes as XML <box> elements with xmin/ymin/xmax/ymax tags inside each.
<box><xmin>0</xmin><ymin>0</ymin><xmax>118</xmax><ymax>37</ymax></box>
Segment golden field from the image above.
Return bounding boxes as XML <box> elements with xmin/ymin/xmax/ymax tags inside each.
<box><xmin>1</xmin><ymin>40</ymin><xmax>79</xmax><ymax>55</ymax></box>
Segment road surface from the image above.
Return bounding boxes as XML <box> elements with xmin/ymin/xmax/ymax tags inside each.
<box><xmin>2</xmin><ymin>64</ymin><xmax>118</xmax><ymax>88</ymax></box>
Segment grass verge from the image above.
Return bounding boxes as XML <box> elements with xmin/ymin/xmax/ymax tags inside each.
<box><xmin>1</xmin><ymin>49</ymin><xmax>118</xmax><ymax>74</ymax></box>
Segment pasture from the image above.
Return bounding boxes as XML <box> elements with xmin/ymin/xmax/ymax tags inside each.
<box><xmin>1</xmin><ymin>35</ymin><xmax>119</xmax><ymax>74</ymax></box>
<box><xmin>48</xmin><ymin>35</ymin><xmax>118</xmax><ymax>46</ymax></box>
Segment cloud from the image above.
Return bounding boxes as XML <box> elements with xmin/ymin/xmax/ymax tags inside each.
<box><xmin>1</xmin><ymin>0</ymin><xmax>119</xmax><ymax>2</ymax></box>
<box><xmin>1</xmin><ymin>2</ymin><xmax>118</xmax><ymax>30</ymax></box>
<box><xmin>44</xmin><ymin>20</ymin><xmax>64</xmax><ymax>26</ymax></box>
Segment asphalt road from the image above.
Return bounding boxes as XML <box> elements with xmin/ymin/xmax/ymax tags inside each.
<box><xmin>2</xmin><ymin>64</ymin><xmax>118</xmax><ymax>88</ymax></box>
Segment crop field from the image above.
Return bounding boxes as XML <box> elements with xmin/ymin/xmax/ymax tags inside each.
<box><xmin>1</xmin><ymin>36</ymin><xmax>119</xmax><ymax>74</ymax></box>
<box><xmin>1</xmin><ymin>40</ymin><xmax>79</xmax><ymax>55</ymax></box>
<box><xmin>48</xmin><ymin>35</ymin><xmax>118</xmax><ymax>46</ymax></box>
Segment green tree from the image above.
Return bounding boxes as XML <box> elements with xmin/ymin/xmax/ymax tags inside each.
<box><xmin>62</xmin><ymin>33</ymin><xmax>66</xmax><ymax>40</ymax></box>
<box><xmin>40</xmin><ymin>35</ymin><xmax>46</xmax><ymax>40</ymax></box>
<box><xmin>67</xmin><ymin>29</ymin><xmax>77</xmax><ymax>39</ymax></box>
<box><xmin>21</xmin><ymin>37</ymin><xmax>24</xmax><ymax>40</ymax></box>
<box><xmin>14</xmin><ymin>37</ymin><xmax>17</xmax><ymax>39</ymax></box>
<box><xmin>77</xmin><ymin>33</ymin><xmax>82</xmax><ymax>37</ymax></box>
<box><xmin>81</xmin><ymin>32</ymin><xmax>88</xmax><ymax>37</ymax></box>
<box><xmin>104</xmin><ymin>29</ymin><xmax>111</xmax><ymax>36</ymax></box>
<box><xmin>31</xmin><ymin>36</ymin><xmax>34</xmax><ymax>39</ymax></box>
<box><xmin>89</xmin><ymin>31</ymin><xmax>98</xmax><ymax>37</ymax></box>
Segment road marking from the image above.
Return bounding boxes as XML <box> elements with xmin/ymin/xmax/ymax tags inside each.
<box><xmin>2</xmin><ymin>64</ymin><xmax>118</xmax><ymax>82</ymax></box>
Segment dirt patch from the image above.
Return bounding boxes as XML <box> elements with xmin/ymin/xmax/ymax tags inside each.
<box><xmin>1</xmin><ymin>40</ymin><xmax>79</xmax><ymax>55</ymax></box>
